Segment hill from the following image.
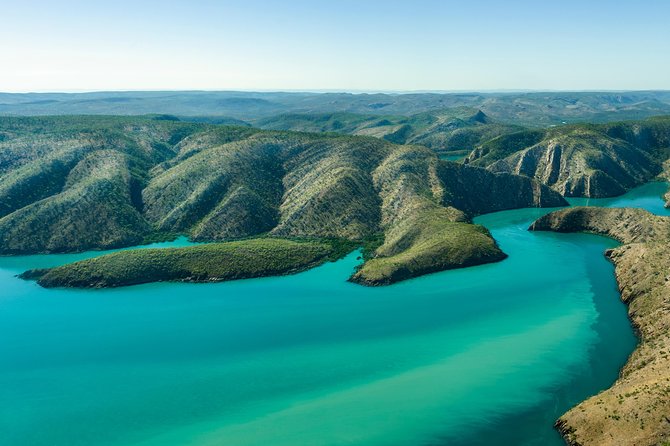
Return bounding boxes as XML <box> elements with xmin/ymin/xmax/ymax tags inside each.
<box><xmin>256</xmin><ymin>108</ymin><xmax>522</xmax><ymax>157</ymax></box>
<box><xmin>0</xmin><ymin>116</ymin><xmax>214</xmax><ymax>252</ymax></box>
<box><xmin>465</xmin><ymin>117</ymin><xmax>670</xmax><ymax>198</ymax></box>
<box><xmin>22</xmin><ymin>238</ymin><xmax>348</xmax><ymax>288</ymax></box>
<box><xmin>2</xmin><ymin>91</ymin><xmax>670</xmax><ymax>125</ymax></box>
<box><xmin>1</xmin><ymin>116</ymin><xmax>566</xmax><ymax>285</ymax></box>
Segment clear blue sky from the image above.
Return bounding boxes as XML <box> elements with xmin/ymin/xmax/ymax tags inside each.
<box><xmin>2</xmin><ymin>0</ymin><xmax>669</xmax><ymax>92</ymax></box>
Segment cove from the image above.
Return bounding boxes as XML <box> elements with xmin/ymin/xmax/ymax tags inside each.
<box><xmin>2</xmin><ymin>185</ymin><xmax>666</xmax><ymax>446</ymax></box>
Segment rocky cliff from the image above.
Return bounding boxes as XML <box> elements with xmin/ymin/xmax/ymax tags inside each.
<box><xmin>466</xmin><ymin>118</ymin><xmax>670</xmax><ymax>198</ymax></box>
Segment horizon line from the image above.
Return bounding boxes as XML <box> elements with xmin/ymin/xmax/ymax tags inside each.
<box><xmin>2</xmin><ymin>88</ymin><xmax>670</xmax><ymax>95</ymax></box>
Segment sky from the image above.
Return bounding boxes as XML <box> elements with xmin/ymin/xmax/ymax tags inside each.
<box><xmin>1</xmin><ymin>0</ymin><xmax>669</xmax><ymax>92</ymax></box>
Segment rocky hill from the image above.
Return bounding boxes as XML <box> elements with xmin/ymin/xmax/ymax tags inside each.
<box><xmin>1</xmin><ymin>116</ymin><xmax>566</xmax><ymax>285</ymax></box>
<box><xmin>0</xmin><ymin>116</ymin><xmax>211</xmax><ymax>252</ymax></box>
<box><xmin>466</xmin><ymin>117</ymin><xmax>670</xmax><ymax>198</ymax></box>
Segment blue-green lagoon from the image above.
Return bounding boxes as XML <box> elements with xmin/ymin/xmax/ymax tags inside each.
<box><xmin>3</xmin><ymin>184</ymin><xmax>667</xmax><ymax>445</ymax></box>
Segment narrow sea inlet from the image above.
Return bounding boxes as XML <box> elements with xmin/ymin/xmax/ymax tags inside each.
<box><xmin>2</xmin><ymin>184</ymin><xmax>666</xmax><ymax>446</ymax></box>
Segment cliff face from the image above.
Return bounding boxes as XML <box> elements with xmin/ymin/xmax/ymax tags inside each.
<box><xmin>466</xmin><ymin>118</ymin><xmax>670</xmax><ymax>198</ymax></box>
<box><xmin>486</xmin><ymin>131</ymin><xmax>661</xmax><ymax>197</ymax></box>
<box><xmin>437</xmin><ymin>161</ymin><xmax>566</xmax><ymax>215</ymax></box>
<box><xmin>530</xmin><ymin>206</ymin><xmax>670</xmax><ymax>243</ymax></box>
<box><xmin>531</xmin><ymin>207</ymin><xmax>670</xmax><ymax>446</ymax></box>
<box><xmin>464</xmin><ymin>129</ymin><xmax>547</xmax><ymax>167</ymax></box>
<box><xmin>3</xmin><ymin>116</ymin><xmax>565</xmax><ymax>285</ymax></box>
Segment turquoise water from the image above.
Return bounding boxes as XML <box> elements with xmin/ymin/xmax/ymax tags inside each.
<box><xmin>2</xmin><ymin>184</ymin><xmax>666</xmax><ymax>446</ymax></box>
<box><xmin>567</xmin><ymin>181</ymin><xmax>670</xmax><ymax>216</ymax></box>
<box><xmin>438</xmin><ymin>152</ymin><xmax>467</xmax><ymax>162</ymax></box>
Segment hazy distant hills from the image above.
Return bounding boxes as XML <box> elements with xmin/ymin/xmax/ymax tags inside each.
<box><xmin>255</xmin><ymin>107</ymin><xmax>670</xmax><ymax>199</ymax></box>
<box><xmin>255</xmin><ymin>108</ymin><xmax>521</xmax><ymax>157</ymax></box>
<box><xmin>2</xmin><ymin>91</ymin><xmax>670</xmax><ymax>125</ymax></box>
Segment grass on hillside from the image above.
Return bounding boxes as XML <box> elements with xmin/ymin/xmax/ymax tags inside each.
<box><xmin>351</xmin><ymin>211</ymin><xmax>506</xmax><ymax>286</ymax></box>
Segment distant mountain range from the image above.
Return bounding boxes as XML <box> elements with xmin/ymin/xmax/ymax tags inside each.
<box><xmin>255</xmin><ymin>108</ymin><xmax>521</xmax><ymax>157</ymax></box>
<box><xmin>2</xmin><ymin>90</ymin><xmax>670</xmax><ymax>126</ymax></box>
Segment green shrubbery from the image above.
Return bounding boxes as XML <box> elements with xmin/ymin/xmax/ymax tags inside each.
<box><xmin>24</xmin><ymin>238</ymin><xmax>350</xmax><ymax>288</ymax></box>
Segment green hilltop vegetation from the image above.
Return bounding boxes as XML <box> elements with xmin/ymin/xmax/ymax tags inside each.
<box><xmin>465</xmin><ymin>116</ymin><xmax>670</xmax><ymax>198</ymax></box>
<box><xmin>256</xmin><ymin>108</ymin><xmax>522</xmax><ymax>157</ymax></box>
<box><xmin>1</xmin><ymin>115</ymin><xmax>566</xmax><ymax>287</ymax></box>
<box><xmin>256</xmin><ymin>110</ymin><xmax>670</xmax><ymax>200</ymax></box>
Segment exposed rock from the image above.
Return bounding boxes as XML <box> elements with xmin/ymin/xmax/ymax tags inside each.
<box><xmin>531</xmin><ymin>206</ymin><xmax>670</xmax><ymax>446</ymax></box>
<box><xmin>530</xmin><ymin>206</ymin><xmax>670</xmax><ymax>243</ymax></box>
<box><xmin>487</xmin><ymin>132</ymin><xmax>660</xmax><ymax>197</ymax></box>
<box><xmin>438</xmin><ymin>161</ymin><xmax>567</xmax><ymax>215</ymax></box>
<box><xmin>467</xmin><ymin>118</ymin><xmax>670</xmax><ymax>198</ymax></box>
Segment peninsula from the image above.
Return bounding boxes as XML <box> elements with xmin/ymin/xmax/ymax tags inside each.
<box><xmin>532</xmin><ymin>207</ymin><xmax>670</xmax><ymax>445</ymax></box>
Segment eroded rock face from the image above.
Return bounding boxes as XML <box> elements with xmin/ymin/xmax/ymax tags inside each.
<box><xmin>466</xmin><ymin>118</ymin><xmax>670</xmax><ymax>199</ymax></box>
<box><xmin>530</xmin><ymin>206</ymin><xmax>670</xmax><ymax>243</ymax></box>
<box><xmin>438</xmin><ymin>161</ymin><xmax>567</xmax><ymax>215</ymax></box>
<box><xmin>531</xmin><ymin>206</ymin><xmax>670</xmax><ymax>446</ymax></box>
<box><xmin>487</xmin><ymin>134</ymin><xmax>660</xmax><ymax>198</ymax></box>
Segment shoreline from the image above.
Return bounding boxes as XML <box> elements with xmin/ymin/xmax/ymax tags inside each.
<box><xmin>531</xmin><ymin>206</ymin><xmax>670</xmax><ymax>445</ymax></box>
<box><xmin>21</xmin><ymin>238</ymin><xmax>350</xmax><ymax>289</ymax></box>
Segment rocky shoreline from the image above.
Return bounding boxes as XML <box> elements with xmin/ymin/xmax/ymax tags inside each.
<box><xmin>531</xmin><ymin>206</ymin><xmax>670</xmax><ymax>446</ymax></box>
